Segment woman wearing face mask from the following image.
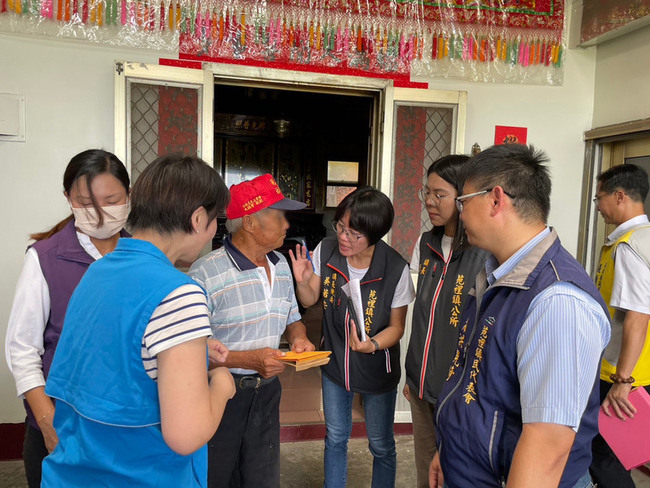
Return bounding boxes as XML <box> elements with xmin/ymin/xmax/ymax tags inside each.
<box><xmin>290</xmin><ymin>187</ymin><xmax>415</xmax><ymax>488</ymax></box>
<box><xmin>403</xmin><ymin>155</ymin><xmax>489</xmax><ymax>488</ymax></box>
<box><xmin>5</xmin><ymin>149</ymin><xmax>130</xmax><ymax>488</ymax></box>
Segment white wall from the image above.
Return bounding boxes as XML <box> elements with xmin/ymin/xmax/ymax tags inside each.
<box><xmin>423</xmin><ymin>44</ymin><xmax>598</xmax><ymax>256</ymax></box>
<box><xmin>0</xmin><ymin>32</ymin><xmax>598</xmax><ymax>424</ymax></box>
<box><xmin>0</xmin><ymin>33</ymin><xmax>161</xmax><ymax>422</ymax></box>
<box><xmin>592</xmin><ymin>26</ymin><xmax>650</xmax><ymax>128</ymax></box>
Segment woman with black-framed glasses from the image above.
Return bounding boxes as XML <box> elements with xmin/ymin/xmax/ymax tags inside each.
<box><xmin>290</xmin><ymin>186</ymin><xmax>415</xmax><ymax>488</ymax></box>
<box><xmin>404</xmin><ymin>155</ymin><xmax>489</xmax><ymax>488</ymax></box>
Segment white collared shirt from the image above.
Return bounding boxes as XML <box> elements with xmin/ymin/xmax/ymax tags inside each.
<box><xmin>609</xmin><ymin>214</ymin><xmax>650</xmax><ymax>315</ymax></box>
<box><xmin>5</xmin><ymin>232</ymin><xmax>101</xmax><ymax>397</ymax></box>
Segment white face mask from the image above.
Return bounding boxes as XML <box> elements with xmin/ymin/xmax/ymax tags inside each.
<box><xmin>71</xmin><ymin>202</ymin><xmax>129</xmax><ymax>240</ymax></box>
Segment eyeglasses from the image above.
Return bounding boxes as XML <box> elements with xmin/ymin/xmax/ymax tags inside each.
<box><xmin>332</xmin><ymin>221</ymin><xmax>365</xmax><ymax>243</ymax></box>
<box><xmin>418</xmin><ymin>188</ymin><xmax>452</xmax><ymax>206</ymax></box>
<box><xmin>593</xmin><ymin>191</ymin><xmax>627</xmax><ymax>206</ymax></box>
<box><xmin>592</xmin><ymin>193</ymin><xmax>608</xmax><ymax>205</ymax></box>
<box><xmin>455</xmin><ymin>188</ymin><xmax>516</xmax><ymax>213</ymax></box>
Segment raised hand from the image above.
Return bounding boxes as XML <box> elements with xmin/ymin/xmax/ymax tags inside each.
<box><xmin>288</xmin><ymin>244</ymin><xmax>314</xmax><ymax>284</ymax></box>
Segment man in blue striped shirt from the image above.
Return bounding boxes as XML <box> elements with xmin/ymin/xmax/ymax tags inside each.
<box><xmin>189</xmin><ymin>174</ymin><xmax>315</xmax><ymax>488</ymax></box>
<box><xmin>430</xmin><ymin>144</ymin><xmax>610</xmax><ymax>488</ymax></box>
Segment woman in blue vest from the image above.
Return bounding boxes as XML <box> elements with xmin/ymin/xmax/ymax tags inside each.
<box><xmin>40</xmin><ymin>154</ymin><xmax>236</xmax><ymax>488</ymax></box>
<box><xmin>5</xmin><ymin>149</ymin><xmax>130</xmax><ymax>488</ymax></box>
<box><xmin>403</xmin><ymin>155</ymin><xmax>488</xmax><ymax>488</ymax></box>
<box><xmin>290</xmin><ymin>187</ymin><xmax>415</xmax><ymax>488</ymax></box>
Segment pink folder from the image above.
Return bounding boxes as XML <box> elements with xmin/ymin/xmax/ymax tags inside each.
<box><xmin>599</xmin><ymin>387</ymin><xmax>650</xmax><ymax>470</ymax></box>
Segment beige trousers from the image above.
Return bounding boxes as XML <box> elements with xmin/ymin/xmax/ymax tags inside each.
<box><xmin>408</xmin><ymin>387</ymin><xmax>437</xmax><ymax>488</ymax></box>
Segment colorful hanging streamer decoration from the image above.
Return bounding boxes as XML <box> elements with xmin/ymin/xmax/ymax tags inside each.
<box><xmin>177</xmin><ymin>7</ymin><xmax>564</xmax><ymax>77</ymax></box>
<box><xmin>0</xmin><ymin>0</ymin><xmax>566</xmax><ymax>83</ymax></box>
<box><xmin>426</xmin><ymin>30</ymin><xmax>563</xmax><ymax>69</ymax></box>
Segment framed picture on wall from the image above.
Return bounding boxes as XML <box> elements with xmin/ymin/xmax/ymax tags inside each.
<box><xmin>325</xmin><ymin>161</ymin><xmax>359</xmax><ymax>207</ymax></box>
<box><xmin>325</xmin><ymin>186</ymin><xmax>357</xmax><ymax>207</ymax></box>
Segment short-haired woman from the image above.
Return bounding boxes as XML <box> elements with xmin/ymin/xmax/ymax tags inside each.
<box><xmin>41</xmin><ymin>155</ymin><xmax>235</xmax><ymax>488</ymax></box>
<box><xmin>5</xmin><ymin>149</ymin><xmax>130</xmax><ymax>488</ymax></box>
<box><xmin>290</xmin><ymin>186</ymin><xmax>415</xmax><ymax>488</ymax></box>
<box><xmin>403</xmin><ymin>155</ymin><xmax>488</xmax><ymax>488</ymax></box>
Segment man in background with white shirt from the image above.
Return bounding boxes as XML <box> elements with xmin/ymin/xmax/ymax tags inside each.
<box><xmin>590</xmin><ymin>163</ymin><xmax>650</xmax><ymax>488</ymax></box>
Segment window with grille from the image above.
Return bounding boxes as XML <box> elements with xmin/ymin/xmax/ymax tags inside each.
<box><xmin>391</xmin><ymin>104</ymin><xmax>455</xmax><ymax>261</ymax></box>
<box><xmin>128</xmin><ymin>82</ymin><xmax>200</xmax><ymax>182</ymax></box>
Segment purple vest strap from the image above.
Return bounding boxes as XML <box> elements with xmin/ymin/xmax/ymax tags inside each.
<box><xmin>25</xmin><ymin>221</ymin><xmax>131</xmax><ymax>428</ymax></box>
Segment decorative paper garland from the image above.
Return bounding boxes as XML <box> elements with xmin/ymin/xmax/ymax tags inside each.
<box><xmin>0</xmin><ymin>0</ymin><xmax>565</xmax><ymax>84</ymax></box>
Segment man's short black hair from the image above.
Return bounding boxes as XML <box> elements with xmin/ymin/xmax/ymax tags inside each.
<box><xmin>334</xmin><ymin>186</ymin><xmax>394</xmax><ymax>245</ymax></box>
<box><xmin>462</xmin><ymin>144</ymin><xmax>551</xmax><ymax>224</ymax></box>
<box><xmin>597</xmin><ymin>164</ymin><xmax>649</xmax><ymax>203</ymax></box>
<box><xmin>128</xmin><ymin>154</ymin><xmax>229</xmax><ymax>235</ymax></box>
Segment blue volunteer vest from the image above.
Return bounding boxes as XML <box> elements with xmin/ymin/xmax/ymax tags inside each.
<box><xmin>435</xmin><ymin>232</ymin><xmax>609</xmax><ymax>488</ymax></box>
<box><xmin>43</xmin><ymin>238</ymin><xmax>207</xmax><ymax>488</ymax></box>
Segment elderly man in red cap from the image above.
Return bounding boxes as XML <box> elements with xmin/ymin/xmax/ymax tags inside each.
<box><xmin>189</xmin><ymin>174</ymin><xmax>315</xmax><ymax>488</ymax></box>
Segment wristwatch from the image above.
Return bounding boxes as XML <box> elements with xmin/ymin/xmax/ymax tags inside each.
<box><xmin>370</xmin><ymin>338</ymin><xmax>380</xmax><ymax>354</ymax></box>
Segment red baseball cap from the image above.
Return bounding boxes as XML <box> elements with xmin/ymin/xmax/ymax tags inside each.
<box><xmin>226</xmin><ymin>173</ymin><xmax>307</xmax><ymax>219</ymax></box>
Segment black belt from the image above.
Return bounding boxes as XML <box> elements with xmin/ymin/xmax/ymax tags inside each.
<box><xmin>232</xmin><ymin>373</ymin><xmax>277</xmax><ymax>390</ymax></box>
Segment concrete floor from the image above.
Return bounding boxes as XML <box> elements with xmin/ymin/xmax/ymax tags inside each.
<box><xmin>0</xmin><ymin>437</ymin><xmax>418</xmax><ymax>488</ymax></box>
<box><xmin>3</xmin><ymin>435</ymin><xmax>650</xmax><ymax>487</ymax></box>
<box><xmin>281</xmin><ymin>436</ymin><xmax>417</xmax><ymax>487</ymax></box>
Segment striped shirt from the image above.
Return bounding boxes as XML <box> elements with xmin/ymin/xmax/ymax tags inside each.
<box><xmin>141</xmin><ymin>284</ymin><xmax>212</xmax><ymax>381</ymax></box>
<box><xmin>188</xmin><ymin>237</ymin><xmax>301</xmax><ymax>375</ymax></box>
<box><xmin>485</xmin><ymin>227</ymin><xmax>610</xmax><ymax>431</ymax></box>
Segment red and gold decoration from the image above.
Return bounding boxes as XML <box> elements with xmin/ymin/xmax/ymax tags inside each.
<box><xmin>494</xmin><ymin>125</ymin><xmax>528</xmax><ymax>145</ymax></box>
<box><xmin>158</xmin><ymin>86</ymin><xmax>198</xmax><ymax>156</ymax></box>
<box><xmin>1</xmin><ymin>0</ymin><xmax>566</xmax><ymax>84</ymax></box>
<box><xmin>391</xmin><ymin>104</ymin><xmax>427</xmax><ymax>260</ymax></box>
